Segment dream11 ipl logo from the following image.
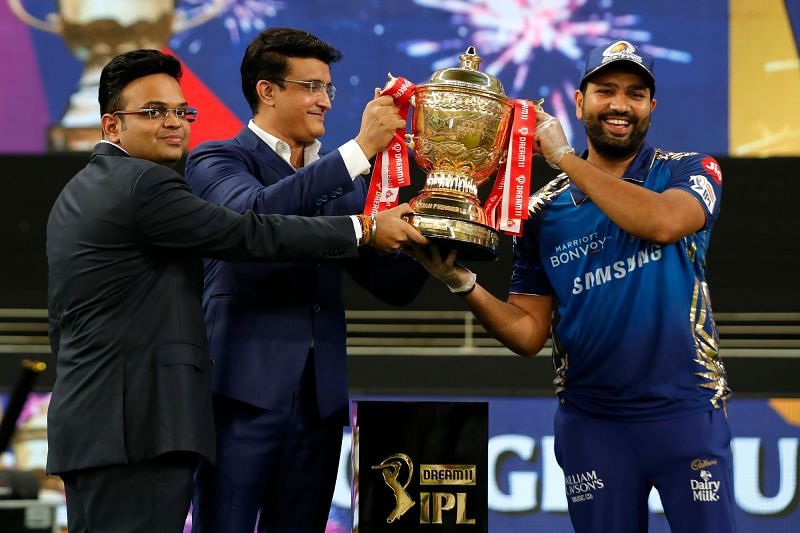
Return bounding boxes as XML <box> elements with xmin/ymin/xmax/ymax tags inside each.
<box><xmin>372</xmin><ymin>452</ymin><xmax>478</xmax><ymax>525</ymax></box>
<box><xmin>372</xmin><ymin>453</ymin><xmax>416</xmax><ymax>523</ymax></box>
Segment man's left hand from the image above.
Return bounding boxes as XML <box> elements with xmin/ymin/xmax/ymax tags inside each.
<box><xmin>535</xmin><ymin>110</ymin><xmax>575</xmax><ymax>169</ymax></box>
<box><xmin>354</xmin><ymin>89</ymin><xmax>407</xmax><ymax>159</ymax></box>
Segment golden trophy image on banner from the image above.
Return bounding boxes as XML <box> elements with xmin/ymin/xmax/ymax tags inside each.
<box><xmin>7</xmin><ymin>0</ymin><xmax>229</xmax><ymax>151</ymax></box>
<box><xmin>402</xmin><ymin>47</ymin><xmax>540</xmax><ymax>260</ymax></box>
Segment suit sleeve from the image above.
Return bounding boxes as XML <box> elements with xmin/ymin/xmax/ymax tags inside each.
<box><xmin>130</xmin><ymin>165</ymin><xmax>358</xmax><ymax>261</ymax></box>
<box><xmin>345</xmin><ymin>248</ymin><xmax>430</xmax><ymax>306</ymax></box>
<box><xmin>185</xmin><ymin>143</ymin><xmax>356</xmax><ymax>216</ymax></box>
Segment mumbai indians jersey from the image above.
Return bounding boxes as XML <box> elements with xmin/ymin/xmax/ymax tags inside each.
<box><xmin>510</xmin><ymin>142</ymin><xmax>729</xmax><ymax>420</ymax></box>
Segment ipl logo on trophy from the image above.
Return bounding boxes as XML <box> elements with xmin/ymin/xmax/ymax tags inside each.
<box><xmin>372</xmin><ymin>453</ymin><xmax>416</xmax><ymax>523</ymax></box>
<box><xmin>402</xmin><ymin>47</ymin><xmax>541</xmax><ymax>260</ymax></box>
<box><xmin>7</xmin><ymin>0</ymin><xmax>229</xmax><ymax>151</ymax></box>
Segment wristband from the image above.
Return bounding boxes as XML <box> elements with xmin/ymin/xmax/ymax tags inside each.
<box><xmin>367</xmin><ymin>214</ymin><xmax>377</xmax><ymax>244</ymax></box>
<box><xmin>357</xmin><ymin>214</ymin><xmax>377</xmax><ymax>246</ymax></box>
<box><xmin>449</xmin><ymin>269</ymin><xmax>477</xmax><ymax>296</ymax></box>
<box><xmin>550</xmin><ymin>146</ymin><xmax>576</xmax><ymax>170</ymax></box>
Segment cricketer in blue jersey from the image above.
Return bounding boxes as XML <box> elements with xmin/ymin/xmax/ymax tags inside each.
<box><xmin>408</xmin><ymin>40</ymin><xmax>735</xmax><ymax>532</ymax></box>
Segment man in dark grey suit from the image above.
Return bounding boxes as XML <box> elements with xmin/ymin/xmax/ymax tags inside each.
<box><xmin>45</xmin><ymin>49</ymin><xmax>425</xmax><ymax>533</ymax></box>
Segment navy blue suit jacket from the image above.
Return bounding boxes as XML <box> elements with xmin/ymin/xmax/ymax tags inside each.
<box><xmin>186</xmin><ymin>128</ymin><xmax>428</xmax><ymax>422</ymax></box>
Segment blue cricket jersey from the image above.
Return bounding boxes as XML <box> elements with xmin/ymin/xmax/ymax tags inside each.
<box><xmin>510</xmin><ymin>142</ymin><xmax>729</xmax><ymax>420</ymax></box>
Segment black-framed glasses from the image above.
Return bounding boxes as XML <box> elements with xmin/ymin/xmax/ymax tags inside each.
<box><xmin>112</xmin><ymin>106</ymin><xmax>198</xmax><ymax>123</ymax></box>
<box><xmin>274</xmin><ymin>79</ymin><xmax>336</xmax><ymax>101</ymax></box>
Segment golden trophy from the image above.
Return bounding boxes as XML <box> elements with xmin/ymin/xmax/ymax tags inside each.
<box><xmin>405</xmin><ymin>46</ymin><xmax>523</xmax><ymax>260</ymax></box>
<box><xmin>7</xmin><ymin>0</ymin><xmax>229</xmax><ymax>151</ymax></box>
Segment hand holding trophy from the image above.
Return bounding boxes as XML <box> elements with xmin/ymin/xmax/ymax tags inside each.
<box><xmin>365</xmin><ymin>46</ymin><xmax>541</xmax><ymax>260</ymax></box>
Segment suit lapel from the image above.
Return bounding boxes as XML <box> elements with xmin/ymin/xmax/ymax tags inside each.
<box><xmin>235</xmin><ymin>127</ymin><xmax>294</xmax><ymax>179</ymax></box>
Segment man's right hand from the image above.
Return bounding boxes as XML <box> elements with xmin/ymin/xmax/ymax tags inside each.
<box><xmin>369</xmin><ymin>203</ymin><xmax>428</xmax><ymax>252</ymax></box>
<box><xmin>404</xmin><ymin>245</ymin><xmax>474</xmax><ymax>291</ymax></box>
<box><xmin>535</xmin><ymin>109</ymin><xmax>575</xmax><ymax>170</ymax></box>
<box><xmin>354</xmin><ymin>89</ymin><xmax>407</xmax><ymax>159</ymax></box>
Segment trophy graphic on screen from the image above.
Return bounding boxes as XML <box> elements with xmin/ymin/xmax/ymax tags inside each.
<box><xmin>7</xmin><ymin>0</ymin><xmax>230</xmax><ymax>151</ymax></box>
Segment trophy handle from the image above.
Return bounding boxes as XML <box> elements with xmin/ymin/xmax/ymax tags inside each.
<box><xmin>6</xmin><ymin>0</ymin><xmax>61</xmax><ymax>33</ymax></box>
<box><xmin>173</xmin><ymin>0</ymin><xmax>232</xmax><ymax>32</ymax></box>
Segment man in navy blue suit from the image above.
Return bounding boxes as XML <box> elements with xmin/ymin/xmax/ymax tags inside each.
<box><xmin>186</xmin><ymin>27</ymin><xmax>429</xmax><ymax>532</ymax></box>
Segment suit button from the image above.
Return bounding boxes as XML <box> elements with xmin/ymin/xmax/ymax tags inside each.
<box><xmin>316</xmin><ymin>199</ymin><xmax>323</xmax><ymax>206</ymax></box>
<box><xmin>321</xmin><ymin>194</ymin><xmax>328</xmax><ymax>203</ymax></box>
<box><xmin>335</xmin><ymin>187</ymin><xmax>343</xmax><ymax>194</ymax></box>
<box><xmin>210</xmin><ymin>356</ymin><xmax>215</xmax><ymax>365</ymax></box>
<box><xmin>313</xmin><ymin>304</ymin><xmax>320</xmax><ymax>313</ymax></box>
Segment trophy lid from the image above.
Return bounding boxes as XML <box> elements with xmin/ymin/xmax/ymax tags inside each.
<box><xmin>422</xmin><ymin>46</ymin><xmax>506</xmax><ymax>96</ymax></box>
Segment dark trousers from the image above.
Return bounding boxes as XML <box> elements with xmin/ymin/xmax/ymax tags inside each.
<box><xmin>61</xmin><ymin>451</ymin><xmax>198</xmax><ymax>533</ymax></box>
<box><xmin>192</xmin><ymin>358</ymin><xmax>344</xmax><ymax>533</ymax></box>
<box><xmin>554</xmin><ymin>404</ymin><xmax>736</xmax><ymax>533</ymax></box>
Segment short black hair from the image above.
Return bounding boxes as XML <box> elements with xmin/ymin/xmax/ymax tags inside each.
<box><xmin>240</xmin><ymin>27</ymin><xmax>342</xmax><ymax>114</ymax></box>
<box><xmin>99</xmin><ymin>49</ymin><xmax>182</xmax><ymax>115</ymax></box>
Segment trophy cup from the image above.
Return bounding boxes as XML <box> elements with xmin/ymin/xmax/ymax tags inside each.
<box><xmin>7</xmin><ymin>0</ymin><xmax>229</xmax><ymax>151</ymax></box>
<box><xmin>404</xmin><ymin>46</ymin><xmax>518</xmax><ymax>261</ymax></box>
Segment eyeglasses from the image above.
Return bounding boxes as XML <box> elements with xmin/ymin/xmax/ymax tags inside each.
<box><xmin>274</xmin><ymin>79</ymin><xmax>336</xmax><ymax>101</ymax></box>
<box><xmin>112</xmin><ymin>106</ymin><xmax>198</xmax><ymax>123</ymax></box>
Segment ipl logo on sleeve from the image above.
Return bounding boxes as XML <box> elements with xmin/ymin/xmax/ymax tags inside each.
<box><xmin>689</xmin><ymin>175</ymin><xmax>717</xmax><ymax>213</ymax></box>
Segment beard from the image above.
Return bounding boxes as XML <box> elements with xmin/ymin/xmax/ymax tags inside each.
<box><xmin>582</xmin><ymin>108</ymin><xmax>650</xmax><ymax>160</ymax></box>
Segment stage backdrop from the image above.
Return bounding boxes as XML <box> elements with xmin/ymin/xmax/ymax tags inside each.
<box><xmin>329</xmin><ymin>396</ymin><xmax>800</xmax><ymax>532</ymax></box>
<box><xmin>1</xmin><ymin>0</ymin><xmax>799</xmax><ymax>156</ymax></box>
<box><xmin>3</xmin><ymin>394</ymin><xmax>799</xmax><ymax>532</ymax></box>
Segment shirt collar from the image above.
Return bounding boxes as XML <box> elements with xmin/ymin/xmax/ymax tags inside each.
<box><xmin>568</xmin><ymin>142</ymin><xmax>655</xmax><ymax>206</ymax></box>
<box><xmin>247</xmin><ymin>119</ymin><xmax>321</xmax><ymax>169</ymax></box>
<box><xmin>99</xmin><ymin>139</ymin><xmax>130</xmax><ymax>156</ymax></box>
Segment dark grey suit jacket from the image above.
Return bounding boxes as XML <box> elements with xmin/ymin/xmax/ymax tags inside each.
<box><xmin>45</xmin><ymin>142</ymin><xmax>358</xmax><ymax>474</ymax></box>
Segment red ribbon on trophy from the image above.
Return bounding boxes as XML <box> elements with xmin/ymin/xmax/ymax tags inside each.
<box><xmin>484</xmin><ymin>99</ymin><xmax>536</xmax><ymax>236</ymax></box>
<box><xmin>363</xmin><ymin>75</ymin><xmax>416</xmax><ymax>216</ymax></box>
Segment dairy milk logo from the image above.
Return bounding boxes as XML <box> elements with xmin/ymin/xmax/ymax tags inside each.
<box><xmin>691</xmin><ymin>469</ymin><xmax>721</xmax><ymax>502</ymax></box>
<box><xmin>564</xmin><ymin>469</ymin><xmax>605</xmax><ymax>503</ymax></box>
<box><xmin>550</xmin><ymin>232</ymin><xmax>610</xmax><ymax>267</ymax></box>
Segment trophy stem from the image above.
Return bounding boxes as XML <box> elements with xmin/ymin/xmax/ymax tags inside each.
<box><xmin>407</xmin><ymin>171</ymin><xmax>499</xmax><ymax>260</ymax></box>
<box><xmin>423</xmin><ymin>171</ymin><xmax>478</xmax><ymax>198</ymax></box>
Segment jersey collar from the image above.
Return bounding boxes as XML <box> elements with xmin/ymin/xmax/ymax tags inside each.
<box><xmin>569</xmin><ymin>142</ymin><xmax>656</xmax><ymax>206</ymax></box>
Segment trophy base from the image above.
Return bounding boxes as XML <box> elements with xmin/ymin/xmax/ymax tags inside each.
<box><xmin>404</xmin><ymin>213</ymin><xmax>499</xmax><ymax>261</ymax></box>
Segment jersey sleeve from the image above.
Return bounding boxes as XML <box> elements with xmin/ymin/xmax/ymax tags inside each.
<box><xmin>509</xmin><ymin>219</ymin><xmax>553</xmax><ymax>296</ymax></box>
<box><xmin>666</xmin><ymin>154</ymin><xmax>723</xmax><ymax>229</ymax></box>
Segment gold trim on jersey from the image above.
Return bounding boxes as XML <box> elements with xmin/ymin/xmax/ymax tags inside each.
<box><xmin>552</xmin><ymin>331</ymin><xmax>568</xmax><ymax>394</ymax></box>
<box><xmin>529</xmin><ymin>175</ymin><xmax>571</xmax><ymax>214</ymax></box>
<box><xmin>690</xmin><ymin>277</ymin><xmax>730</xmax><ymax>408</ymax></box>
<box><xmin>654</xmin><ymin>149</ymin><xmax>699</xmax><ymax>161</ymax></box>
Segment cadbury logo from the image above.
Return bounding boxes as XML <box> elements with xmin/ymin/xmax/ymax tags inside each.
<box><xmin>691</xmin><ymin>458</ymin><xmax>718</xmax><ymax>471</ymax></box>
